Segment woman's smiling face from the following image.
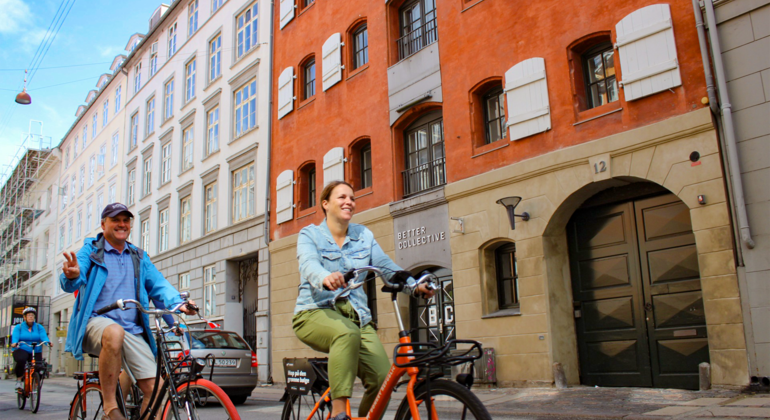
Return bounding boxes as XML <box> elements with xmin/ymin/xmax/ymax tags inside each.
<box><xmin>323</xmin><ymin>183</ymin><xmax>356</xmax><ymax>221</ymax></box>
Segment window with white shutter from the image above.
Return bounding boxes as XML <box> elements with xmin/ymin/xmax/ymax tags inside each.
<box><xmin>323</xmin><ymin>147</ymin><xmax>345</xmax><ymax>186</ymax></box>
<box><xmin>322</xmin><ymin>33</ymin><xmax>343</xmax><ymax>92</ymax></box>
<box><xmin>615</xmin><ymin>4</ymin><xmax>681</xmax><ymax>101</ymax></box>
<box><xmin>279</xmin><ymin>0</ymin><xmax>295</xmax><ymax>29</ymax></box>
<box><xmin>276</xmin><ymin>170</ymin><xmax>294</xmax><ymax>224</ymax></box>
<box><xmin>278</xmin><ymin>67</ymin><xmax>294</xmax><ymax>119</ymax></box>
<box><xmin>504</xmin><ymin>57</ymin><xmax>551</xmax><ymax>141</ymax></box>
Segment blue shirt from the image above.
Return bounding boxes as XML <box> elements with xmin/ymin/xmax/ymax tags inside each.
<box><xmin>91</xmin><ymin>240</ymin><xmax>143</xmax><ymax>334</ymax></box>
<box><xmin>12</xmin><ymin>322</ymin><xmax>50</xmax><ymax>354</ymax></box>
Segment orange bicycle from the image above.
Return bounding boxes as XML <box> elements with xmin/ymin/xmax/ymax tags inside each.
<box><xmin>16</xmin><ymin>341</ymin><xmax>51</xmax><ymax>413</ymax></box>
<box><xmin>280</xmin><ymin>266</ymin><xmax>491</xmax><ymax>420</ymax></box>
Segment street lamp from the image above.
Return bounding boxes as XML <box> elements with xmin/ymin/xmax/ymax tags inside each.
<box><xmin>15</xmin><ymin>69</ymin><xmax>31</xmax><ymax>105</ymax></box>
<box><xmin>496</xmin><ymin>196</ymin><xmax>530</xmax><ymax>230</ymax></box>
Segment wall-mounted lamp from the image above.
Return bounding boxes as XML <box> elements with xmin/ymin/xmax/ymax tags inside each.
<box><xmin>15</xmin><ymin>69</ymin><xmax>31</xmax><ymax>105</ymax></box>
<box><xmin>496</xmin><ymin>196</ymin><xmax>530</xmax><ymax>230</ymax></box>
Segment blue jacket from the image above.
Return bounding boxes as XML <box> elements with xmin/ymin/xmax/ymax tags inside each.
<box><xmin>60</xmin><ymin>234</ymin><xmax>183</xmax><ymax>360</ymax></box>
<box><xmin>295</xmin><ymin>220</ymin><xmax>416</xmax><ymax>327</ymax></box>
<box><xmin>11</xmin><ymin>322</ymin><xmax>49</xmax><ymax>354</ymax></box>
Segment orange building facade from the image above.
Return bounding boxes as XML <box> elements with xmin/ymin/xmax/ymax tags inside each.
<box><xmin>269</xmin><ymin>0</ymin><xmax>749</xmax><ymax>389</ymax></box>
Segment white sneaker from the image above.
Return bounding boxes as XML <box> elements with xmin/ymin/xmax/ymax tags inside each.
<box><xmin>15</xmin><ymin>380</ymin><xmax>23</xmax><ymax>390</ymax></box>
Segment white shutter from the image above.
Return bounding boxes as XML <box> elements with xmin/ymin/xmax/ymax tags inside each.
<box><xmin>278</xmin><ymin>67</ymin><xmax>294</xmax><ymax>119</ymax></box>
<box><xmin>322</xmin><ymin>33</ymin><xmax>343</xmax><ymax>92</ymax></box>
<box><xmin>276</xmin><ymin>170</ymin><xmax>294</xmax><ymax>224</ymax></box>
<box><xmin>279</xmin><ymin>0</ymin><xmax>295</xmax><ymax>29</ymax></box>
<box><xmin>323</xmin><ymin>147</ymin><xmax>345</xmax><ymax>186</ymax></box>
<box><xmin>504</xmin><ymin>57</ymin><xmax>551</xmax><ymax>141</ymax></box>
<box><xmin>615</xmin><ymin>4</ymin><xmax>681</xmax><ymax>101</ymax></box>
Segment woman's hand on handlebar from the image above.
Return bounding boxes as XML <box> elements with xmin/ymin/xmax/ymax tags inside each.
<box><xmin>322</xmin><ymin>272</ymin><xmax>348</xmax><ymax>291</ymax></box>
<box><xmin>415</xmin><ymin>283</ymin><xmax>436</xmax><ymax>299</ymax></box>
<box><xmin>180</xmin><ymin>300</ymin><xmax>198</xmax><ymax>315</ymax></box>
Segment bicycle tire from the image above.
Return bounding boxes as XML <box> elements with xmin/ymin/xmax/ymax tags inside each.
<box><xmin>31</xmin><ymin>372</ymin><xmax>43</xmax><ymax>413</ymax></box>
<box><xmin>69</xmin><ymin>383</ymin><xmax>105</xmax><ymax>420</ymax></box>
<box><xmin>161</xmin><ymin>378</ymin><xmax>240</xmax><ymax>420</ymax></box>
<box><xmin>17</xmin><ymin>386</ymin><xmax>27</xmax><ymax>410</ymax></box>
<box><xmin>281</xmin><ymin>390</ymin><xmax>331</xmax><ymax>420</ymax></box>
<box><xmin>394</xmin><ymin>379</ymin><xmax>492</xmax><ymax>420</ymax></box>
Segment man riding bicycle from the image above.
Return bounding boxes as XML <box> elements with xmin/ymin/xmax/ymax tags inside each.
<box><xmin>60</xmin><ymin>203</ymin><xmax>197</xmax><ymax>420</ymax></box>
<box><xmin>11</xmin><ymin>307</ymin><xmax>52</xmax><ymax>390</ymax></box>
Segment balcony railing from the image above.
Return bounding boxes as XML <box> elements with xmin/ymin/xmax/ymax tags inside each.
<box><xmin>402</xmin><ymin>157</ymin><xmax>446</xmax><ymax>197</ymax></box>
<box><xmin>397</xmin><ymin>19</ymin><xmax>438</xmax><ymax>61</ymax></box>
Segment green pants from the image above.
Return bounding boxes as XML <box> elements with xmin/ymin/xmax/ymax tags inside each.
<box><xmin>293</xmin><ymin>300</ymin><xmax>391</xmax><ymax>417</ymax></box>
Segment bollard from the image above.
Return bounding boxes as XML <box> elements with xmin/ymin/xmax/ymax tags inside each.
<box><xmin>553</xmin><ymin>362</ymin><xmax>568</xmax><ymax>389</ymax></box>
<box><xmin>699</xmin><ymin>362</ymin><xmax>711</xmax><ymax>390</ymax></box>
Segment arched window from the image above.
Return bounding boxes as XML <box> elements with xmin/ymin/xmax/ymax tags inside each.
<box><xmin>298</xmin><ymin>162</ymin><xmax>317</xmax><ymax>210</ymax></box>
<box><xmin>403</xmin><ymin>111</ymin><xmax>445</xmax><ymax>196</ymax></box>
<box><xmin>582</xmin><ymin>42</ymin><xmax>618</xmax><ymax>109</ymax></box>
<box><xmin>350</xmin><ymin>138</ymin><xmax>372</xmax><ymax>191</ymax></box>
<box><xmin>300</xmin><ymin>56</ymin><xmax>316</xmax><ymax>100</ymax></box>
<box><xmin>352</xmin><ymin>23</ymin><xmax>368</xmax><ymax>69</ymax></box>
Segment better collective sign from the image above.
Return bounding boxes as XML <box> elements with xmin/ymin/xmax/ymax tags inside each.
<box><xmin>397</xmin><ymin>226</ymin><xmax>446</xmax><ymax>250</ymax></box>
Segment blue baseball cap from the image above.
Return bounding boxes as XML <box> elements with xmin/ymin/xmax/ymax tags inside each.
<box><xmin>101</xmin><ymin>203</ymin><xmax>134</xmax><ymax>219</ymax></box>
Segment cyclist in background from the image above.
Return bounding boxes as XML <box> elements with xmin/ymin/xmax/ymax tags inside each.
<box><xmin>10</xmin><ymin>307</ymin><xmax>52</xmax><ymax>390</ymax></box>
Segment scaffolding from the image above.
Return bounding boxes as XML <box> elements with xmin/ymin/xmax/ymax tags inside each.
<box><xmin>0</xmin><ymin>121</ymin><xmax>55</xmax><ymax>297</ymax></box>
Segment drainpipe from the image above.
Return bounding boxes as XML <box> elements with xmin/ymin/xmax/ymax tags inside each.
<box><xmin>261</xmin><ymin>0</ymin><xmax>276</xmax><ymax>384</ymax></box>
<box><xmin>699</xmin><ymin>0</ymin><xmax>755</xmax><ymax>250</ymax></box>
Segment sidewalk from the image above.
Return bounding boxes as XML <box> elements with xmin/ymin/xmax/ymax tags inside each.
<box><xmin>36</xmin><ymin>375</ymin><xmax>770</xmax><ymax>419</ymax></box>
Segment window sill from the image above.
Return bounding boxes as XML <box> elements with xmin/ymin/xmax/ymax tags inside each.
<box><xmin>346</xmin><ymin>64</ymin><xmax>369</xmax><ymax>81</ymax></box>
<box><xmin>230</xmin><ymin>125</ymin><xmax>259</xmax><ymax>144</ymax></box>
<box><xmin>297</xmin><ymin>209</ymin><xmax>317</xmax><ymax>220</ymax></box>
<box><xmin>462</xmin><ymin>0</ymin><xmax>489</xmax><ymax>13</ymax></box>
<box><xmin>574</xmin><ymin>101</ymin><xmax>622</xmax><ymax>125</ymax></box>
<box><xmin>178</xmin><ymin>166</ymin><xmax>194</xmax><ymax>177</ymax></box>
<box><xmin>298</xmin><ymin>97</ymin><xmax>315</xmax><ymax>110</ymax></box>
<box><xmin>355</xmin><ymin>186</ymin><xmax>373</xmax><ymax>197</ymax></box>
<box><xmin>160</xmin><ymin>116</ymin><xmax>174</xmax><ymax>130</ymax></box>
<box><xmin>231</xmin><ymin>44</ymin><xmax>261</xmax><ymax>69</ymax></box>
<box><xmin>144</xmin><ymin>132</ymin><xmax>155</xmax><ymax>142</ymax></box>
<box><xmin>471</xmin><ymin>140</ymin><xmax>508</xmax><ymax>159</ymax></box>
<box><xmin>204</xmin><ymin>75</ymin><xmax>222</xmax><ymax>92</ymax></box>
<box><xmin>180</xmin><ymin>97</ymin><xmax>196</xmax><ymax>113</ymax></box>
<box><xmin>201</xmin><ymin>149</ymin><xmax>221</xmax><ymax>163</ymax></box>
<box><xmin>481</xmin><ymin>307</ymin><xmax>521</xmax><ymax>319</ymax></box>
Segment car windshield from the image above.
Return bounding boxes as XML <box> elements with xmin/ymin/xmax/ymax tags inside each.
<box><xmin>191</xmin><ymin>331</ymin><xmax>250</xmax><ymax>350</ymax></box>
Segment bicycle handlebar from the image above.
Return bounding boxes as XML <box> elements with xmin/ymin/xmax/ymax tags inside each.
<box><xmin>95</xmin><ymin>297</ymin><xmax>195</xmax><ymax>317</ymax></box>
<box><xmin>15</xmin><ymin>341</ymin><xmax>51</xmax><ymax>348</ymax></box>
<box><xmin>331</xmin><ymin>266</ymin><xmax>439</xmax><ymax>298</ymax></box>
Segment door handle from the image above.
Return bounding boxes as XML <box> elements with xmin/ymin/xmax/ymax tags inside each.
<box><xmin>644</xmin><ymin>302</ymin><xmax>653</xmax><ymax>312</ymax></box>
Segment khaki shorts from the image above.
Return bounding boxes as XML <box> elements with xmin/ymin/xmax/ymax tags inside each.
<box><xmin>82</xmin><ymin>317</ymin><xmax>156</xmax><ymax>381</ymax></box>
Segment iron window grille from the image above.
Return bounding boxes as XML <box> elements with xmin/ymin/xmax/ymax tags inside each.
<box><xmin>402</xmin><ymin>117</ymin><xmax>445</xmax><ymax>196</ymax></box>
<box><xmin>397</xmin><ymin>0</ymin><xmax>437</xmax><ymax>60</ymax></box>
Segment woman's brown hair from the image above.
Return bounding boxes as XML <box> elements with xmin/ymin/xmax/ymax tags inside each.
<box><xmin>319</xmin><ymin>180</ymin><xmax>354</xmax><ymax>216</ymax></box>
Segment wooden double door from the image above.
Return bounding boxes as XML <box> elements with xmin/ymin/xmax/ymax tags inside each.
<box><xmin>568</xmin><ymin>193</ymin><xmax>708</xmax><ymax>390</ymax></box>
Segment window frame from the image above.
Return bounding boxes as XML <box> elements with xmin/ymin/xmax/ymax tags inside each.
<box><xmin>402</xmin><ymin>112</ymin><xmax>446</xmax><ymax>196</ymax></box>
<box><xmin>103</xmin><ymin>100</ymin><xmax>109</xmax><ymax>127</ymax></box>
<box><xmin>180</xmin><ymin>195</ymin><xmax>192</xmax><ymax>244</ymax></box>
<box><xmin>130</xmin><ymin>112</ymin><xmax>139</xmax><ymax>149</ymax></box>
<box><xmin>494</xmin><ymin>242</ymin><xmax>519</xmax><ymax>310</ymax></box>
<box><xmin>209</xmin><ymin>33</ymin><xmax>222</xmax><ymax>82</ymax></box>
<box><xmin>185</xmin><ymin>58</ymin><xmax>197</xmax><ymax>103</ymax></box>
<box><xmin>360</xmin><ymin>144</ymin><xmax>372</xmax><ymax>189</ymax></box>
<box><xmin>233</xmin><ymin>78</ymin><xmax>257</xmax><ymax>138</ymax></box>
<box><xmin>182</xmin><ymin>125</ymin><xmax>195</xmax><ymax>171</ymax></box>
<box><xmin>127</xmin><ymin>169</ymin><xmax>136</xmax><ymax>205</ymax></box>
<box><xmin>231</xmin><ymin>163</ymin><xmax>255</xmax><ymax>223</ymax></box>
<box><xmin>134</xmin><ymin>63</ymin><xmax>142</xmax><ymax>94</ymax></box>
<box><xmin>188</xmin><ymin>0</ymin><xmax>199</xmax><ymax>37</ymax></box>
<box><xmin>164</xmin><ymin>78</ymin><xmax>175</xmax><ymax>122</ymax></box>
<box><xmin>140</xmin><ymin>218</ymin><xmax>151</xmax><ymax>251</ymax></box>
<box><xmin>206</xmin><ymin>106</ymin><xmax>220</xmax><ymax>156</ymax></box>
<box><xmin>352</xmin><ymin>23</ymin><xmax>369</xmax><ymax>70</ymax></box>
<box><xmin>143</xmin><ymin>157</ymin><xmax>153</xmax><ymax>196</ymax></box>
<box><xmin>582</xmin><ymin>42</ymin><xmax>618</xmax><ymax>110</ymax></box>
<box><xmin>482</xmin><ymin>86</ymin><xmax>506</xmax><ymax>145</ymax></box>
<box><xmin>235</xmin><ymin>2</ymin><xmax>259</xmax><ymax>60</ymax></box>
<box><xmin>146</xmin><ymin>96</ymin><xmax>156</xmax><ymax>136</ymax></box>
<box><xmin>203</xmin><ymin>265</ymin><xmax>217</xmax><ymax>317</ymax></box>
<box><xmin>168</xmin><ymin>22</ymin><xmax>178</xmax><ymax>57</ymax></box>
<box><xmin>204</xmin><ymin>181</ymin><xmax>217</xmax><ymax>234</ymax></box>
<box><xmin>161</xmin><ymin>142</ymin><xmax>172</xmax><ymax>185</ymax></box>
<box><xmin>301</xmin><ymin>57</ymin><xmax>316</xmax><ymax>100</ymax></box>
<box><xmin>158</xmin><ymin>207</ymin><xmax>170</xmax><ymax>252</ymax></box>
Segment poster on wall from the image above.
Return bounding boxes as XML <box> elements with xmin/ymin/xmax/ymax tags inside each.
<box><xmin>11</xmin><ymin>303</ymin><xmax>36</xmax><ymax>326</ymax></box>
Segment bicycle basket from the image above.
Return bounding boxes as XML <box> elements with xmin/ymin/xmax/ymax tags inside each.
<box><xmin>283</xmin><ymin>357</ymin><xmax>329</xmax><ymax>396</ymax></box>
<box><xmin>393</xmin><ymin>339</ymin><xmax>483</xmax><ymax>368</ymax></box>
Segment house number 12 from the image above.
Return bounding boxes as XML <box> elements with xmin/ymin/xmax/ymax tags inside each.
<box><xmin>594</xmin><ymin>161</ymin><xmax>607</xmax><ymax>174</ymax></box>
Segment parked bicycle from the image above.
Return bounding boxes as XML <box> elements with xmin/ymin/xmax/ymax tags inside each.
<box><xmin>16</xmin><ymin>341</ymin><xmax>51</xmax><ymax>413</ymax></box>
<box><xmin>68</xmin><ymin>292</ymin><xmax>241</xmax><ymax>420</ymax></box>
<box><xmin>281</xmin><ymin>266</ymin><xmax>492</xmax><ymax>420</ymax></box>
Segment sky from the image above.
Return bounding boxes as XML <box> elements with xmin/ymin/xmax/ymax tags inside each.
<box><xmin>0</xmin><ymin>0</ymin><xmax>169</xmax><ymax>182</ymax></box>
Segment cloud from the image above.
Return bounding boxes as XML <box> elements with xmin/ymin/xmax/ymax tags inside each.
<box><xmin>0</xmin><ymin>0</ymin><xmax>32</xmax><ymax>34</ymax></box>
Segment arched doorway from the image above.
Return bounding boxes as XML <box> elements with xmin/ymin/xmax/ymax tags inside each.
<box><xmin>409</xmin><ymin>267</ymin><xmax>455</xmax><ymax>346</ymax></box>
<box><xmin>567</xmin><ymin>183</ymin><xmax>708</xmax><ymax>390</ymax></box>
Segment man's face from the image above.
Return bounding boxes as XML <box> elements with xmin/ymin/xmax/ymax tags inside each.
<box><xmin>102</xmin><ymin>213</ymin><xmax>132</xmax><ymax>244</ymax></box>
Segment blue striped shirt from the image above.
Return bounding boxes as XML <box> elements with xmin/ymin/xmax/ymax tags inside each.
<box><xmin>91</xmin><ymin>240</ymin><xmax>143</xmax><ymax>334</ymax></box>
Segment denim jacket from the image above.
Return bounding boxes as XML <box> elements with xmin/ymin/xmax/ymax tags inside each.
<box><xmin>295</xmin><ymin>220</ymin><xmax>415</xmax><ymax>327</ymax></box>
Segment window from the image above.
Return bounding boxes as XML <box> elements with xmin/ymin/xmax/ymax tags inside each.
<box><xmin>298</xmin><ymin>163</ymin><xmax>315</xmax><ymax>210</ymax></box>
<box><xmin>74</xmin><ymin>138</ymin><xmax>79</xmax><ymax>158</ymax></box>
<box><xmin>92</xmin><ymin>113</ymin><xmax>98</xmax><ymax>137</ymax></box>
<box><xmin>97</xmin><ymin>193</ymin><xmax>104</xmax><ymax>225</ymax></box>
<box><xmin>111</xmin><ymin>134</ymin><xmax>119</xmax><ymax>166</ymax></box>
<box><xmin>161</xmin><ymin>142</ymin><xmax>172</xmax><ymax>184</ymax></box>
<box><xmin>141</xmin><ymin>219</ymin><xmax>150</xmax><ymax>251</ymax></box>
<box><xmin>209</xmin><ymin>35</ymin><xmax>221</xmax><ymax>81</ymax></box>
<box><xmin>168</xmin><ymin>22</ymin><xmax>178</xmax><ymax>57</ymax></box>
<box><xmin>185</xmin><ymin>59</ymin><xmax>196</xmax><ymax>102</ymax></box>
<box><xmin>134</xmin><ymin>63</ymin><xmax>142</xmax><ymax>93</ymax></box>
<box><xmin>83</xmin><ymin>126</ymin><xmax>88</xmax><ymax>146</ymax></box>
<box><xmin>164</xmin><ymin>79</ymin><xmax>174</xmax><ymax>121</ymax></box>
<box><xmin>179</xmin><ymin>272</ymin><xmax>190</xmax><ymax>290</ymax></box>
<box><xmin>68</xmin><ymin>218</ymin><xmax>73</xmax><ymax>246</ymax></box>
<box><xmin>483</xmin><ymin>87</ymin><xmax>506</xmax><ymax>144</ymax></box>
<box><xmin>86</xmin><ymin>203</ymin><xmax>93</xmax><ymax>233</ymax></box>
<box><xmin>182</xmin><ymin>126</ymin><xmax>194</xmax><ymax>171</ymax></box>
<box><xmin>205</xmin><ymin>182</ymin><xmax>217</xmax><ymax>233</ymax></box>
<box><xmin>495</xmin><ymin>243</ymin><xmax>519</xmax><ymax>309</ymax></box>
<box><xmin>71</xmin><ymin>175</ymin><xmax>76</xmax><ymax>201</ymax></box>
<box><xmin>115</xmin><ymin>86</ymin><xmax>121</xmax><ymax>113</ymax></box>
<box><xmin>232</xmin><ymin>163</ymin><xmax>255</xmax><ymax>222</ymax></box>
<box><xmin>89</xmin><ymin>155</ymin><xmax>96</xmax><ymax>186</ymax></box>
<box><xmin>103</xmin><ymin>100</ymin><xmax>109</xmax><ymax>127</ymax></box>
<box><xmin>180</xmin><ymin>196</ymin><xmax>192</xmax><ymax>244</ymax></box>
<box><xmin>127</xmin><ymin>169</ymin><xmax>136</xmax><ymax>205</ymax></box>
<box><xmin>146</xmin><ymin>97</ymin><xmax>155</xmax><ymax>135</ymax></box>
<box><xmin>159</xmin><ymin>208</ymin><xmax>169</xmax><ymax>252</ymax></box>
<box><xmin>76</xmin><ymin>210</ymin><xmax>82</xmax><ymax>239</ymax></box>
<box><xmin>234</xmin><ymin>79</ymin><xmax>257</xmax><ymax>137</ymax></box>
<box><xmin>79</xmin><ymin>166</ymin><xmax>85</xmax><ymax>194</ymax></box>
<box><xmin>302</xmin><ymin>58</ymin><xmax>315</xmax><ymax>100</ymax></box>
<box><xmin>403</xmin><ymin>112</ymin><xmax>445</xmax><ymax>196</ymax></box>
<box><xmin>360</xmin><ymin>144</ymin><xmax>372</xmax><ymax>189</ymax></box>
<box><xmin>203</xmin><ymin>265</ymin><xmax>217</xmax><ymax>316</ymax></box>
<box><xmin>583</xmin><ymin>43</ymin><xmax>618</xmax><ymax>109</ymax></box>
<box><xmin>353</xmin><ymin>24</ymin><xmax>368</xmax><ymax>69</ymax></box>
<box><xmin>109</xmin><ymin>184</ymin><xmax>116</xmax><ymax>204</ymax></box>
<box><xmin>130</xmin><ymin>113</ymin><xmax>139</xmax><ymax>149</ymax></box>
<box><xmin>213</xmin><ymin>0</ymin><xmax>225</xmax><ymax>12</ymax></box>
<box><xmin>236</xmin><ymin>3</ymin><xmax>258</xmax><ymax>59</ymax></box>
<box><xmin>188</xmin><ymin>0</ymin><xmax>199</xmax><ymax>36</ymax></box>
<box><xmin>150</xmin><ymin>44</ymin><xmax>158</xmax><ymax>77</ymax></box>
<box><xmin>64</xmin><ymin>147</ymin><xmax>70</xmax><ymax>169</ymax></box>
<box><xmin>206</xmin><ymin>106</ymin><xmax>219</xmax><ymax>156</ymax></box>
<box><xmin>97</xmin><ymin>144</ymin><xmax>106</xmax><ymax>178</ymax></box>
<box><xmin>42</xmin><ymin>231</ymin><xmax>49</xmax><ymax>266</ymax></box>
<box><xmin>59</xmin><ymin>225</ymin><xmax>65</xmax><ymax>250</ymax></box>
<box><xmin>307</xmin><ymin>167</ymin><xmax>316</xmax><ymax>208</ymax></box>
<box><xmin>144</xmin><ymin>157</ymin><xmax>152</xmax><ymax>196</ymax></box>
<box><xmin>397</xmin><ymin>0</ymin><xmax>437</xmax><ymax>60</ymax></box>
<box><xmin>61</xmin><ymin>180</ymin><xmax>68</xmax><ymax>209</ymax></box>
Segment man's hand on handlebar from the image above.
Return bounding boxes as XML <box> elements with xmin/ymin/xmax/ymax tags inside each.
<box><xmin>322</xmin><ymin>272</ymin><xmax>348</xmax><ymax>291</ymax></box>
<box><xmin>180</xmin><ymin>300</ymin><xmax>198</xmax><ymax>316</ymax></box>
<box><xmin>415</xmin><ymin>283</ymin><xmax>435</xmax><ymax>299</ymax></box>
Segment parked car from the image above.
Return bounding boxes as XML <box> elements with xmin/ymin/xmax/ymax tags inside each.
<box><xmin>165</xmin><ymin>329</ymin><xmax>258</xmax><ymax>405</ymax></box>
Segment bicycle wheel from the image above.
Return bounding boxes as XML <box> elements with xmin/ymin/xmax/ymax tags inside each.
<box><xmin>394</xmin><ymin>379</ymin><xmax>492</xmax><ymax>420</ymax></box>
<box><xmin>161</xmin><ymin>378</ymin><xmax>240</xmax><ymax>420</ymax></box>
<box><xmin>30</xmin><ymin>372</ymin><xmax>43</xmax><ymax>413</ymax></box>
<box><xmin>17</xmin><ymin>385</ymin><xmax>27</xmax><ymax>410</ymax></box>
<box><xmin>281</xmin><ymin>389</ymin><xmax>331</xmax><ymax>420</ymax></box>
<box><xmin>69</xmin><ymin>383</ymin><xmax>105</xmax><ymax>420</ymax></box>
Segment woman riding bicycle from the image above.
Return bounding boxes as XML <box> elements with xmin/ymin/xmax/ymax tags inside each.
<box><xmin>293</xmin><ymin>180</ymin><xmax>435</xmax><ymax>420</ymax></box>
<box><xmin>10</xmin><ymin>307</ymin><xmax>51</xmax><ymax>390</ymax></box>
